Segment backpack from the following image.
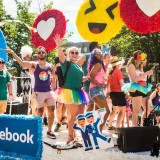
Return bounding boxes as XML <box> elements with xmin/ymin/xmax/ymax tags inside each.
<box><xmin>55</xmin><ymin>58</ymin><xmax>70</xmax><ymax>87</ymax></box>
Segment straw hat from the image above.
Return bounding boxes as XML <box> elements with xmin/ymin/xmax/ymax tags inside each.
<box><xmin>110</xmin><ymin>56</ymin><xmax>125</xmax><ymax>67</ymax></box>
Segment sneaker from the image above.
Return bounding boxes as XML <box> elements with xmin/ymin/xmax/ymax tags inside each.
<box><xmin>56</xmin><ymin>141</ymin><xmax>74</xmax><ymax>150</ymax></box>
<box><xmin>54</xmin><ymin>123</ymin><xmax>61</xmax><ymax>132</ymax></box>
<box><xmin>47</xmin><ymin>131</ymin><xmax>56</xmax><ymax>139</ymax></box>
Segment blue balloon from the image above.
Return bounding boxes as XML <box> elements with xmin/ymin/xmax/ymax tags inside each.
<box><xmin>0</xmin><ymin>29</ymin><xmax>7</xmax><ymax>63</ymax></box>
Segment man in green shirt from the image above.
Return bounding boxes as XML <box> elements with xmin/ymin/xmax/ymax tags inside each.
<box><xmin>0</xmin><ymin>58</ymin><xmax>13</xmax><ymax>114</ymax></box>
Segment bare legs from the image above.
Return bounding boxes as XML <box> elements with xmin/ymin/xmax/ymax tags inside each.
<box><xmin>108</xmin><ymin>106</ymin><xmax>126</xmax><ymax>128</ymax></box>
<box><xmin>30</xmin><ymin>94</ymin><xmax>36</xmax><ymax>116</ymax></box>
<box><xmin>66</xmin><ymin>104</ymin><xmax>85</xmax><ymax>143</ymax></box>
<box><xmin>131</xmin><ymin>96</ymin><xmax>142</xmax><ymax>127</ymax></box>
<box><xmin>36</xmin><ymin>105</ymin><xmax>54</xmax><ymax>132</ymax></box>
<box><xmin>92</xmin><ymin>96</ymin><xmax>110</xmax><ymax>132</ymax></box>
<box><xmin>115</xmin><ymin>107</ymin><xmax>126</xmax><ymax>128</ymax></box>
<box><xmin>56</xmin><ymin>102</ymin><xmax>65</xmax><ymax>124</ymax></box>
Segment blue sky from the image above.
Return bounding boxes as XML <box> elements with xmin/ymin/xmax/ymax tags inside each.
<box><xmin>3</xmin><ymin>0</ymin><xmax>86</xmax><ymax>42</ymax></box>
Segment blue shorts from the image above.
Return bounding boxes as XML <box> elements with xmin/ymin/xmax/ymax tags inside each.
<box><xmin>89</xmin><ymin>86</ymin><xmax>105</xmax><ymax>100</ymax></box>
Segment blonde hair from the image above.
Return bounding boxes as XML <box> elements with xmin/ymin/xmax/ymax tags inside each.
<box><xmin>126</xmin><ymin>50</ymin><xmax>144</xmax><ymax>72</ymax></box>
<box><xmin>66</xmin><ymin>46</ymin><xmax>79</xmax><ymax>60</ymax></box>
<box><xmin>67</xmin><ymin>46</ymin><xmax>79</xmax><ymax>53</ymax></box>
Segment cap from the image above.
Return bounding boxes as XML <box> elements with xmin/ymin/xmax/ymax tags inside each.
<box><xmin>76</xmin><ymin>114</ymin><xmax>85</xmax><ymax>120</ymax></box>
<box><xmin>85</xmin><ymin>112</ymin><xmax>93</xmax><ymax>119</ymax></box>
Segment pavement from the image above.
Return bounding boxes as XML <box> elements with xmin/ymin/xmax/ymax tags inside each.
<box><xmin>42</xmin><ymin>123</ymin><xmax>119</xmax><ymax>160</ymax></box>
<box><xmin>41</xmin><ymin>120</ymin><xmax>157</xmax><ymax>160</ymax></box>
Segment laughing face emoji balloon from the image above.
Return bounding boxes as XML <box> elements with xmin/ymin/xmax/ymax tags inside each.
<box><xmin>76</xmin><ymin>0</ymin><xmax>123</xmax><ymax>44</ymax></box>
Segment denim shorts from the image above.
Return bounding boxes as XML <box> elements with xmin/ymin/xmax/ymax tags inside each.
<box><xmin>89</xmin><ymin>86</ymin><xmax>105</xmax><ymax>100</ymax></box>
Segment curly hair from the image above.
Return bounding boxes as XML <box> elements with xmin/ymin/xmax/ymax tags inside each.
<box><xmin>88</xmin><ymin>48</ymin><xmax>105</xmax><ymax>72</ymax></box>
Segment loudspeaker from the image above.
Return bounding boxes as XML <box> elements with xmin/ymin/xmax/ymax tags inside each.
<box><xmin>6</xmin><ymin>101</ymin><xmax>28</xmax><ymax>115</ymax></box>
<box><xmin>117</xmin><ymin>126</ymin><xmax>160</xmax><ymax>153</ymax></box>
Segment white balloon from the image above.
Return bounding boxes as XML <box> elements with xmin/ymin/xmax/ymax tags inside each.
<box><xmin>136</xmin><ymin>0</ymin><xmax>160</xmax><ymax>17</ymax></box>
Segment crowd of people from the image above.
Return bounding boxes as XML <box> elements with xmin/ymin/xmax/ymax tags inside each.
<box><xmin>0</xmin><ymin>34</ymin><xmax>159</xmax><ymax>149</ymax></box>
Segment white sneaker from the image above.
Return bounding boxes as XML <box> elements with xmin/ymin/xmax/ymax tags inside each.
<box><xmin>56</xmin><ymin>141</ymin><xmax>74</xmax><ymax>150</ymax></box>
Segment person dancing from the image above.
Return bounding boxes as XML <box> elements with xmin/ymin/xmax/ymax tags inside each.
<box><xmin>5</xmin><ymin>46</ymin><xmax>56</xmax><ymax>139</ymax></box>
<box><xmin>107</xmin><ymin>56</ymin><xmax>126</xmax><ymax>131</ymax></box>
<box><xmin>54</xmin><ymin>35</ymin><xmax>88</xmax><ymax>147</ymax></box>
<box><xmin>123</xmin><ymin>50</ymin><xmax>153</xmax><ymax>126</ymax></box>
<box><xmin>88</xmin><ymin>48</ymin><xmax>110</xmax><ymax>132</ymax></box>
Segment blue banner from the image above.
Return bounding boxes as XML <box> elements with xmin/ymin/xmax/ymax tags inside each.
<box><xmin>0</xmin><ymin>115</ymin><xmax>42</xmax><ymax>160</ymax></box>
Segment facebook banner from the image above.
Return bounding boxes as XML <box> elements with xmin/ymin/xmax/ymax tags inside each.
<box><xmin>0</xmin><ymin>115</ymin><xmax>42</xmax><ymax>160</ymax></box>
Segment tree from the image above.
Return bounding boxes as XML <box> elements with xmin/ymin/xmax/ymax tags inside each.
<box><xmin>108</xmin><ymin>25</ymin><xmax>160</xmax><ymax>81</ymax></box>
<box><xmin>109</xmin><ymin>25</ymin><xmax>160</xmax><ymax>60</ymax></box>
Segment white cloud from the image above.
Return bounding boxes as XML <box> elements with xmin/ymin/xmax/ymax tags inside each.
<box><xmin>3</xmin><ymin>0</ymin><xmax>85</xmax><ymax>42</ymax></box>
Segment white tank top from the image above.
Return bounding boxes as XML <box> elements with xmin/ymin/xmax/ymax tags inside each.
<box><xmin>135</xmin><ymin>70</ymin><xmax>146</xmax><ymax>81</ymax></box>
<box><xmin>129</xmin><ymin>70</ymin><xmax>146</xmax><ymax>82</ymax></box>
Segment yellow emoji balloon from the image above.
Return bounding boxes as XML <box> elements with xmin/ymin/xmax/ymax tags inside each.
<box><xmin>76</xmin><ymin>0</ymin><xmax>123</xmax><ymax>44</ymax></box>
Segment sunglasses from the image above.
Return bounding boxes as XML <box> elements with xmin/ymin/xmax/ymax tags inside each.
<box><xmin>38</xmin><ymin>51</ymin><xmax>45</xmax><ymax>54</ymax></box>
<box><xmin>0</xmin><ymin>61</ymin><xmax>5</xmax><ymax>64</ymax></box>
<box><xmin>70</xmin><ymin>51</ymin><xmax>79</xmax><ymax>55</ymax></box>
<box><xmin>96</xmin><ymin>52</ymin><xmax>103</xmax><ymax>56</ymax></box>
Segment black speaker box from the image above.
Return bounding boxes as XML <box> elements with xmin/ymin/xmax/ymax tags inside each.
<box><xmin>117</xmin><ymin>126</ymin><xmax>160</xmax><ymax>153</ymax></box>
<box><xmin>6</xmin><ymin>102</ymin><xmax>28</xmax><ymax>115</ymax></box>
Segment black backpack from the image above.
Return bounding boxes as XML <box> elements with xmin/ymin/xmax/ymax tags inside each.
<box><xmin>55</xmin><ymin>57</ymin><xmax>70</xmax><ymax>87</ymax></box>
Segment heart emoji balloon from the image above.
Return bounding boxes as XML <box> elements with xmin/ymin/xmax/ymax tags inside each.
<box><xmin>31</xmin><ymin>9</ymin><xmax>66</xmax><ymax>51</ymax></box>
<box><xmin>120</xmin><ymin>0</ymin><xmax>160</xmax><ymax>34</ymax></box>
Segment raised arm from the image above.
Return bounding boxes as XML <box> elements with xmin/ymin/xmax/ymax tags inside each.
<box><xmin>54</xmin><ymin>34</ymin><xmax>66</xmax><ymax>63</ymax></box>
<box><xmin>5</xmin><ymin>49</ymin><xmax>33</xmax><ymax>69</ymax></box>
<box><xmin>77</xmin><ymin>54</ymin><xmax>86</xmax><ymax>67</ymax></box>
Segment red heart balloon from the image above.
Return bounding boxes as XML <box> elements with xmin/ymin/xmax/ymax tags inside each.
<box><xmin>31</xmin><ymin>9</ymin><xmax>66</xmax><ymax>51</ymax></box>
<box><xmin>120</xmin><ymin>0</ymin><xmax>160</xmax><ymax>34</ymax></box>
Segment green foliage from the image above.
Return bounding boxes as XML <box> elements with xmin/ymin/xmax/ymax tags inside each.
<box><xmin>0</xmin><ymin>0</ymin><xmax>6</xmax><ymax>17</ymax></box>
<box><xmin>109</xmin><ymin>25</ymin><xmax>160</xmax><ymax>64</ymax></box>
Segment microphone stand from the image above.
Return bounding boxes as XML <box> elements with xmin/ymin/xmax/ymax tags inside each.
<box><xmin>143</xmin><ymin>76</ymin><xmax>150</xmax><ymax>126</ymax></box>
